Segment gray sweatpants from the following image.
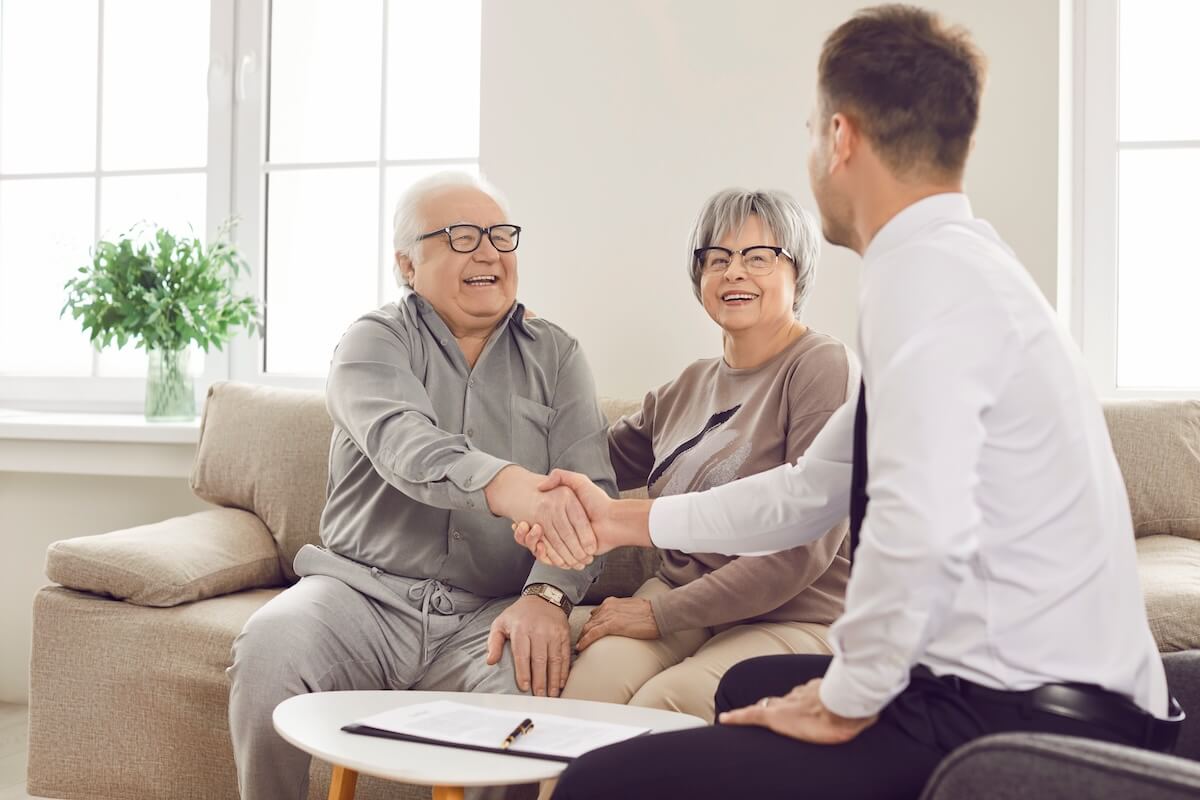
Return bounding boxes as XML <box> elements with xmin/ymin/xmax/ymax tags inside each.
<box><xmin>228</xmin><ymin>545</ymin><xmax>526</xmax><ymax>800</ymax></box>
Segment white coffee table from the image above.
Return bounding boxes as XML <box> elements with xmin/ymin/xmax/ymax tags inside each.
<box><xmin>273</xmin><ymin>690</ymin><xmax>706</xmax><ymax>800</ymax></box>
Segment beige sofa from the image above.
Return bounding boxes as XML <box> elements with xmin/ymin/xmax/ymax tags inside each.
<box><xmin>26</xmin><ymin>383</ymin><xmax>1200</xmax><ymax>800</ymax></box>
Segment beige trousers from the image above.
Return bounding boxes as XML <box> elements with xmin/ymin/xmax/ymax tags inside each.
<box><xmin>564</xmin><ymin>577</ymin><xmax>833</xmax><ymax>721</ymax></box>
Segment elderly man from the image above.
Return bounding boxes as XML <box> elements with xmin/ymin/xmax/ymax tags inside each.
<box><xmin>227</xmin><ymin>171</ymin><xmax>616</xmax><ymax>800</ymax></box>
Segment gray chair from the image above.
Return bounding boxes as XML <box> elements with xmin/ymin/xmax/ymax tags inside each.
<box><xmin>920</xmin><ymin>650</ymin><xmax>1200</xmax><ymax>799</ymax></box>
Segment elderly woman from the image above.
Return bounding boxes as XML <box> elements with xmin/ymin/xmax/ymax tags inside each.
<box><xmin>539</xmin><ymin>188</ymin><xmax>856</xmax><ymax>730</ymax></box>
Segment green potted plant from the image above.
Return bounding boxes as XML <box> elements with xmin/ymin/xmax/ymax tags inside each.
<box><xmin>61</xmin><ymin>223</ymin><xmax>261</xmax><ymax>421</ymax></box>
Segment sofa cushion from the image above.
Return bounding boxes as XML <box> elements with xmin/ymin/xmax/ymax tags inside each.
<box><xmin>26</xmin><ymin>585</ymin><xmax>475</xmax><ymax>800</ymax></box>
<box><xmin>45</xmin><ymin>508</ymin><xmax>283</xmax><ymax>607</ymax></box>
<box><xmin>1104</xmin><ymin>399</ymin><xmax>1200</xmax><ymax>540</ymax></box>
<box><xmin>27</xmin><ymin>586</ymin><xmax>279</xmax><ymax>800</ymax></box>
<box><xmin>192</xmin><ymin>381</ymin><xmax>333</xmax><ymax>582</ymax></box>
<box><xmin>1137</xmin><ymin>535</ymin><xmax>1200</xmax><ymax>651</ymax></box>
<box><xmin>599</xmin><ymin>396</ymin><xmax>641</xmax><ymax>428</ymax></box>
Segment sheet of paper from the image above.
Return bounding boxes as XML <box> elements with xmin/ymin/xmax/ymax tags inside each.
<box><xmin>352</xmin><ymin>700</ymin><xmax>651</xmax><ymax>759</ymax></box>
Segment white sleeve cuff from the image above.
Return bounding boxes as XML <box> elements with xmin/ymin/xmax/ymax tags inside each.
<box><xmin>818</xmin><ymin>656</ymin><xmax>896</xmax><ymax>719</ymax></box>
<box><xmin>648</xmin><ymin>492</ymin><xmax>694</xmax><ymax>551</ymax></box>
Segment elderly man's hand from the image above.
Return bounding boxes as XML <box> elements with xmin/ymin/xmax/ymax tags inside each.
<box><xmin>575</xmin><ymin>596</ymin><xmax>659</xmax><ymax>651</ymax></box>
<box><xmin>484</xmin><ymin>465</ymin><xmax>597</xmax><ymax>569</ymax></box>
<box><xmin>718</xmin><ymin>678</ymin><xmax>879</xmax><ymax>744</ymax></box>
<box><xmin>485</xmin><ymin>595</ymin><xmax>572</xmax><ymax>697</ymax></box>
<box><xmin>512</xmin><ymin>469</ymin><xmax>626</xmax><ymax>569</ymax></box>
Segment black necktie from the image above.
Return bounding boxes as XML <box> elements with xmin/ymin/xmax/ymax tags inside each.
<box><xmin>849</xmin><ymin>379</ymin><xmax>869</xmax><ymax>557</ymax></box>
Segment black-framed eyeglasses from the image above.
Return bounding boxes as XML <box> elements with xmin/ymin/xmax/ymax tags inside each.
<box><xmin>417</xmin><ymin>223</ymin><xmax>522</xmax><ymax>254</ymax></box>
<box><xmin>694</xmin><ymin>245</ymin><xmax>794</xmax><ymax>275</ymax></box>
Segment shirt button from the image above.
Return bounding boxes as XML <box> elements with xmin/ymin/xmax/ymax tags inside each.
<box><xmin>464</xmin><ymin>476</ymin><xmax>473</xmax><ymax>487</ymax></box>
<box><xmin>439</xmin><ymin>338</ymin><xmax>447</xmax><ymax>346</ymax></box>
<box><xmin>466</xmin><ymin>428</ymin><xmax>475</xmax><ymax>437</ymax></box>
<box><xmin>468</xmin><ymin>378</ymin><xmax>476</xmax><ymax>388</ymax></box>
<box><xmin>452</xmin><ymin>530</ymin><xmax>463</xmax><ymax>541</ymax></box>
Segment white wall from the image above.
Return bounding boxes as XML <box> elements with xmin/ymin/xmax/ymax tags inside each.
<box><xmin>481</xmin><ymin>0</ymin><xmax>1060</xmax><ymax>399</ymax></box>
<box><xmin>0</xmin><ymin>472</ymin><xmax>208</xmax><ymax>703</ymax></box>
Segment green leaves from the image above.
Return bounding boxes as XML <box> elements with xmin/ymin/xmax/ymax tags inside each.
<box><xmin>61</xmin><ymin>221</ymin><xmax>262</xmax><ymax>353</ymax></box>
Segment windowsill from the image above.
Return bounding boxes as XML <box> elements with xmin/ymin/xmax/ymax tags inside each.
<box><xmin>0</xmin><ymin>409</ymin><xmax>199</xmax><ymax>478</ymax></box>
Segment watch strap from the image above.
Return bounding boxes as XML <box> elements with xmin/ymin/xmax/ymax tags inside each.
<box><xmin>523</xmin><ymin>583</ymin><xmax>573</xmax><ymax>616</ymax></box>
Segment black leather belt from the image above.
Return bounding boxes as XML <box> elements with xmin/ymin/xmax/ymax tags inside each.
<box><xmin>939</xmin><ymin>674</ymin><xmax>1185</xmax><ymax>753</ymax></box>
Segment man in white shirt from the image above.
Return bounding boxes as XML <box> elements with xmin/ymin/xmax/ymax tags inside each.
<box><xmin>517</xmin><ymin>6</ymin><xmax>1181</xmax><ymax>799</ymax></box>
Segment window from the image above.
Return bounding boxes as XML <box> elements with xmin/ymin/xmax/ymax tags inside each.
<box><xmin>1073</xmin><ymin>0</ymin><xmax>1200</xmax><ymax>394</ymax></box>
<box><xmin>254</xmin><ymin>0</ymin><xmax>480</xmax><ymax>377</ymax></box>
<box><xmin>0</xmin><ymin>0</ymin><xmax>481</xmax><ymax>410</ymax></box>
<box><xmin>0</xmin><ymin>0</ymin><xmax>216</xmax><ymax>409</ymax></box>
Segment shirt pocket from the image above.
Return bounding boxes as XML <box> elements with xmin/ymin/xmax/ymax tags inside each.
<box><xmin>510</xmin><ymin>395</ymin><xmax>557</xmax><ymax>474</ymax></box>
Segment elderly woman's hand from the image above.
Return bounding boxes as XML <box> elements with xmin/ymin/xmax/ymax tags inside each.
<box><xmin>575</xmin><ymin>596</ymin><xmax>660</xmax><ymax>651</ymax></box>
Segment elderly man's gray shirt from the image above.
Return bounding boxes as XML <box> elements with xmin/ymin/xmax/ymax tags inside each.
<box><xmin>319</xmin><ymin>291</ymin><xmax>613</xmax><ymax>602</ymax></box>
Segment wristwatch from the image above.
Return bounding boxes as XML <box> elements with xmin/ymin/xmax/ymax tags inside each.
<box><xmin>522</xmin><ymin>583</ymin><xmax>573</xmax><ymax>616</ymax></box>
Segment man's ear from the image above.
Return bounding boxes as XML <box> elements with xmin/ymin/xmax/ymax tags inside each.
<box><xmin>396</xmin><ymin>251</ymin><xmax>416</xmax><ymax>285</ymax></box>
<box><xmin>828</xmin><ymin>112</ymin><xmax>856</xmax><ymax>174</ymax></box>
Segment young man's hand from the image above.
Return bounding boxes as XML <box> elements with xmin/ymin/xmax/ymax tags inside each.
<box><xmin>511</xmin><ymin>469</ymin><xmax>625</xmax><ymax>568</ymax></box>
<box><xmin>719</xmin><ymin>678</ymin><xmax>879</xmax><ymax>744</ymax></box>
<box><xmin>485</xmin><ymin>465</ymin><xmax>597</xmax><ymax>569</ymax></box>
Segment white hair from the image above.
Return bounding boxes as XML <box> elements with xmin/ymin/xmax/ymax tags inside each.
<box><xmin>391</xmin><ymin>170</ymin><xmax>510</xmax><ymax>288</ymax></box>
<box><xmin>686</xmin><ymin>188</ymin><xmax>822</xmax><ymax>318</ymax></box>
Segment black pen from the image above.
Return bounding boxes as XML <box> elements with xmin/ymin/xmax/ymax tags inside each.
<box><xmin>501</xmin><ymin>718</ymin><xmax>534</xmax><ymax>750</ymax></box>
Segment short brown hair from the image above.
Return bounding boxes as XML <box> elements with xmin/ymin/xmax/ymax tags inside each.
<box><xmin>818</xmin><ymin>4</ymin><xmax>987</xmax><ymax>178</ymax></box>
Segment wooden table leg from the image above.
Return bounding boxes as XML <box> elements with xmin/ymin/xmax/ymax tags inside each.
<box><xmin>328</xmin><ymin>765</ymin><xmax>359</xmax><ymax>800</ymax></box>
<box><xmin>432</xmin><ymin>786</ymin><xmax>465</xmax><ymax>800</ymax></box>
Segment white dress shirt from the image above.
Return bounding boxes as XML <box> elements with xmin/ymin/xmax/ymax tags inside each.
<box><xmin>650</xmin><ymin>193</ymin><xmax>1168</xmax><ymax>719</ymax></box>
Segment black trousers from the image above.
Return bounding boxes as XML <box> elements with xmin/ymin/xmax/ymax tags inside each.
<box><xmin>552</xmin><ymin>654</ymin><xmax>1147</xmax><ymax>800</ymax></box>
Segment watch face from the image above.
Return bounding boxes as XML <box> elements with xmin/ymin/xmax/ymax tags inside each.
<box><xmin>544</xmin><ymin>586</ymin><xmax>565</xmax><ymax>604</ymax></box>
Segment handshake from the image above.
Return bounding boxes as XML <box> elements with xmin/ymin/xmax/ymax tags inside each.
<box><xmin>486</xmin><ymin>466</ymin><xmax>647</xmax><ymax>570</ymax></box>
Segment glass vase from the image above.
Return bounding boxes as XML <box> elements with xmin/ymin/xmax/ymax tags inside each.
<box><xmin>145</xmin><ymin>347</ymin><xmax>196</xmax><ymax>421</ymax></box>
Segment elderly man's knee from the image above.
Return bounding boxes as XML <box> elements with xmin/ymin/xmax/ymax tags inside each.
<box><xmin>230</xmin><ymin>602</ymin><xmax>307</xmax><ymax>686</ymax></box>
<box><xmin>470</xmin><ymin>646</ymin><xmax>521</xmax><ymax>695</ymax></box>
<box><xmin>230</xmin><ymin>581</ymin><xmax>347</xmax><ymax>685</ymax></box>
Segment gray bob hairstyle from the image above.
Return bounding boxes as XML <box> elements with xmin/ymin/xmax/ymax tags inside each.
<box><xmin>686</xmin><ymin>188</ymin><xmax>821</xmax><ymax>317</ymax></box>
<box><xmin>391</xmin><ymin>170</ymin><xmax>510</xmax><ymax>288</ymax></box>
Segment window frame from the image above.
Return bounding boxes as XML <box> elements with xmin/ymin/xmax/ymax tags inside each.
<box><xmin>1070</xmin><ymin>0</ymin><xmax>1200</xmax><ymax>398</ymax></box>
<box><xmin>229</xmin><ymin>0</ymin><xmax>481</xmax><ymax>390</ymax></box>
<box><xmin>0</xmin><ymin>0</ymin><xmax>236</xmax><ymax>412</ymax></box>
<box><xmin>0</xmin><ymin>0</ymin><xmax>482</xmax><ymax>409</ymax></box>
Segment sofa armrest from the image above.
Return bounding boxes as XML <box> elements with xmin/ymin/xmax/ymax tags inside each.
<box><xmin>919</xmin><ymin>733</ymin><xmax>1200</xmax><ymax>800</ymax></box>
<box><xmin>46</xmin><ymin>507</ymin><xmax>284</xmax><ymax>607</ymax></box>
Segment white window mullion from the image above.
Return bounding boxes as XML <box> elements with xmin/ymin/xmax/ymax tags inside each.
<box><xmin>91</xmin><ymin>0</ymin><xmax>106</xmax><ymax>381</ymax></box>
<box><xmin>376</xmin><ymin>0</ymin><xmax>391</xmax><ymax>307</ymax></box>
<box><xmin>198</xmin><ymin>0</ymin><xmax>239</xmax><ymax>397</ymax></box>
<box><xmin>228</xmin><ymin>0</ymin><xmax>269</xmax><ymax>385</ymax></box>
<box><xmin>1078</xmin><ymin>0</ymin><xmax>1119</xmax><ymax>396</ymax></box>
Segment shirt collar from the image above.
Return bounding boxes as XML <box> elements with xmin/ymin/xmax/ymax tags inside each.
<box><xmin>401</xmin><ymin>289</ymin><xmax>535</xmax><ymax>339</ymax></box>
<box><xmin>862</xmin><ymin>192</ymin><xmax>974</xmax><ymax>265</ymax></box>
